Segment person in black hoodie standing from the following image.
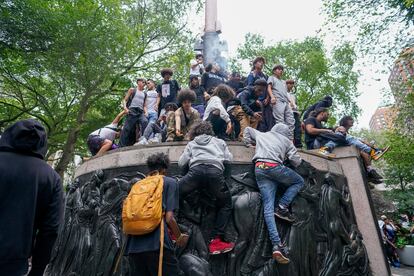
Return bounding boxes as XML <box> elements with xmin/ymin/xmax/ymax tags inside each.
<box><xmin>0</xmin><ymin>119</ymin><xmax>63</xmax><ymax>276</ymax></box>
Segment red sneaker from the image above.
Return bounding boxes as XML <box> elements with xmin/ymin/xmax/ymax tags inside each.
<box><xmin>209</xmin><ymin>238</ymin><xmax>235</xmax><ymax>255</ymax></box>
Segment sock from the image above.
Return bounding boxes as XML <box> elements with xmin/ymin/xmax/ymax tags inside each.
<box><xmin>367</xmin><ymin>166</ymin><xmax>373</xmax><ymax>172</ymax></box>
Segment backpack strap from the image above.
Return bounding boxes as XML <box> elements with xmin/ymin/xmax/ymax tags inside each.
<box><xmin>158</xmin><ymin>215</ymin><xmax>164</xmax><ymax>276</ymax></box>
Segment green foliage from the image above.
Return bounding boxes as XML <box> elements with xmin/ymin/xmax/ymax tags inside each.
<box><xmin>236</xmin><ymin>34</ymin><xmax>361</xmax><ymax>124</ymax></box>
<box><xmin>0</xmin><ymin>0</ymin><xmax>200</xmax><ymax>177</ymax></box>
<box><xmin>322</xmin><ymin>0</ymin><xmax>414</xmax><ymax>64</ymax></box>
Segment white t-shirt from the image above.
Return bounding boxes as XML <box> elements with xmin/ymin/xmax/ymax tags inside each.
<box><xmin>190</xmin><ymin>59</ymin><xmax>204</xmax><ymax>76</ymax></box>
<box><xmin>145</xmin><ymin>89</ymin><xmax>158</xmax><ymax>112</ymax></box>
<box><xmin>90</xmin><ymin>123</ymin><xmax>118</xmax><ymax>141</ymax></box>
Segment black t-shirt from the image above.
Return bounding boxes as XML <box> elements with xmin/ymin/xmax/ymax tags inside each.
<box><xmin>200</xmin><ymin>72</ymin><xmax>226</xmax><ymax>94</ymax></box>
<box><xmin>304</xmin><ymin>117</ymin><xmax>323</xmax><ymax>149</ymax></box>
<box><xmin>156</xmin><ymin>80</ymin><xmax>180</xmax><ymax>110</ymax></box>
<box><xmin>190</xmin><ymin>85</ymin><xmax>205</xmax><ymax>106</ymax></box>
<box><xmin>126</xmin><ymin>176</ymin><xmax>179</xmax><ymax>254</ymax></box>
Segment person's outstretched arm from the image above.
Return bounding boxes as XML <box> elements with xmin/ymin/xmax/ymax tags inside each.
<box><xmin>243</xmin><ymin>127</ymin><xmax>258</xmax><ymax>146</ymax></box>
<box><xmin>178</xmin><ymin>143</ymin><xmax>192</xmax><ymax>169</ymax></box>
<box><xmin>111</xmin><ymin>110</ymin><xmax>127</xmax><ymax>125</ymax></box>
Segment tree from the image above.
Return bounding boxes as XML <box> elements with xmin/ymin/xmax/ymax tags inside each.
<box><xmin>0</xmin><ymin>0</ymin><xmax>200</xmax><ymax>179</ymax></box>
<box><xmin>236</xmin><ymin>34</ymin><xmax>360</xmax><ymax>124</ymax></box>
<box><xmin>322</xmin><ymin>0</ymin><xmax>414</xmax><ymax>64</ymax></box>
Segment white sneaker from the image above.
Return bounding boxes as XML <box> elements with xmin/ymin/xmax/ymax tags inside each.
<box><xmin>149</xmin><ymin>133</ymin><xmax>162</xmax><ymax>144</ymax></box>
<box><xmin>137</xmin><ymin>137</ymin><xmax>148</xmax><ymax>145</ymax></box>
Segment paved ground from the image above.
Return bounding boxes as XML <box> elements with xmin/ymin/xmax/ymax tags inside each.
<box><xmin>392</xmin><ymin>264</ymin><xmax>414</xmax><ymax>276</ymax></box>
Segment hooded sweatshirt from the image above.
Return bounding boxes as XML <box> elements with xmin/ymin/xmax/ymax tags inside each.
<box><xmin>178</xmin><ymin>134</ymin><xmax>233</xmax><ymax>171</ymax></box>
<box><xmin>0</xmin><ymin>119</ymin><xmax>63</xmax><ymax>276</ymax></box>
<box><xmin>203</xmin><ymin>96</ymin><xmax>231</xmax><ymax>123</ymax></box>
<box><xmin>243</xmin><ymin>123</ymin><xmax>301</xmax><ymax>167</ymax></box>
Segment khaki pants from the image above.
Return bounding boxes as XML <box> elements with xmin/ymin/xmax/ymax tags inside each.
<box><xmin>232</xmin><ymin>106</ymin><xmax>259</xmax><ymax>140</ymax></box>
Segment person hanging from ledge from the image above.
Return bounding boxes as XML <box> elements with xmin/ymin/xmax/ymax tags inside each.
<box><xmin>165</xmin><ymin>89</ymin><xmax>200</xmax><ymax>142</ymax></box>
<box><xmin>203</xmin><ymin>84</ymin><xmax>235</xmax><ymax>140</ymax></box>
<box><xmin>243</xmin><ymin>123</ymin><xmax>304</xmax><ymax>264</ymax></box>
<box><xmin>119</xmin><ymin>78</ymin><xmax>149</xmax><ymax>147</ymax></box>
<box><xmin>178</xmin><ymin>121</ymin><xmax>235</xmax><ymax>255</ymax></box>
<box><xmin>87</xmin><ymin>110</ymin><xmax>126</xmax><ymax>156</ymax></box>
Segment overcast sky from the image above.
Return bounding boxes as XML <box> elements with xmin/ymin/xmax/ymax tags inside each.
<box><xmin>193</xmin><ymin>0</ymin><xmax>392</xmax><ymax>129</ymax></box>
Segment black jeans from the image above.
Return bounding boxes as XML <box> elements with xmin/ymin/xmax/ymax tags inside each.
<box><xmin>293</xmin><ymin>112</ymin><xmax>303</xmax><ymax>148</ymax></box>
<box><xmin>128</xmin><ymin>249</ymin><xmax>180</xmax><ymax>276</ymax></box>
<box><xmin>206</xmin><ymin>112</ymin><xmax>228</xmax><ymax>139</ymax></box>
<box><xmin>119</xmin><ymin>107</ymin><xmax>148</xmax><ymax>147</ymax></box>
<box><xmin>178</xmin><ymin>164</ymin><xmax>232</xmax><ymax>238</ymax></box>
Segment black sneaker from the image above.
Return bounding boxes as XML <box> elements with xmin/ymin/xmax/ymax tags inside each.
<box><xmin>367</xmin><ymin>170</ymin><xmax>383</xmax><ymax>184</ymax></box>
<box><xmin>272</xmin><ymin>244</ymin><xmax>290</xmax><ymax>264</ymax></box>
<box><xmin>275</xmin><ymin>207</ymin><xmax>295</xmax><ymax>223</ymax></box>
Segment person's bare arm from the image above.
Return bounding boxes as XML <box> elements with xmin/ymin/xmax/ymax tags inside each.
<box><xmin>155</xmin><ymin>94</ymin><xmax>160</xmax><ymax>112</ymax></box>
<box><xmin>268</xmin><ymin>83</ymin><xmax>276</xmax><ymax>104</ymax></box>
<box><xmin>111</xmin><ymin>110</ymin><xmax>127</xmax><ymax>125</ymax></box>
<box><xmin>305</xmin><ymin>124</ymin><xmax>333</xmax><ymax>136</ymax></box>
<box><xmin>165</xmin><ymin>211</ymin><xmax>188</xmax><ymax>247</ymax></box>
<box><xmin>122</xmin><ymin>88</ymin><xmax>133</xmax><ymax>113</ymax></box>
<box><xmin>175</xmin><ymin>110</ymin><xmax>182</xmax><ymax>136</ymax></box>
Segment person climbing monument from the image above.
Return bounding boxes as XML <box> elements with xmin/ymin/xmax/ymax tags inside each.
<box><xmin>302</xmin><ymin>95</ymin><xmax>333</xmax><ymax>121</ymax></box>
<box><xmin>243</xmin><ymin>123</ymin><xmax>304</xmax><ymax>264</ymax></box>
<box><xmin>0</xmin><ymin>119</ymin><xmax>63</xmax><ymax>275</ymax></box>
<box><xmin>178</xmin><ymin>121</ymin><xmax>235</xmax><ymax>255</ymax></box>
<box><xmin>87</xmin><ymin>110</ymin><xmax>126</xmax><ymax>156</ymax></box>
<box><xmin>125</xmin><ymin>153</ymin><xmax>188</xmax><ymax>276</ymax></box>
<box><xmin>156</xmin><ymin>68</ymin><xmax>181</xmax><ymax>113</ymax></box>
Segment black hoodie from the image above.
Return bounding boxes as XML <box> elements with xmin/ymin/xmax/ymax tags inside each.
<box><xmin>302</xmin><ymin>96</ymin><xmax>333</xmax><ymax>120</ymax></box>
<box><xmin>0</xmin><ymin>119</ymin><xmax>63</xmax><ymax>276</ymax></box>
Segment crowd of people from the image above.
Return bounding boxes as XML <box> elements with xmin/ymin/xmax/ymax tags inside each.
<box><xmin>378</xmin><ymin>214</ymin><xmax>414</xmax><ymax>268</ymax></box>
<box><xmin>0</xmin><ymin>54</ymin><xmax>392</xmax><ymax>275</ymax></box>
<box><xmin>88</xmin><ymin>54</ymin><xmax>389</xmax><ymax>183</ymax></box>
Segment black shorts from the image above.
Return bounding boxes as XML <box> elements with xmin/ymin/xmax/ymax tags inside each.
<box><xmin>87</xmin><ymin>135</ymin><xmax>104</xmax><ymax>156</ymax></box>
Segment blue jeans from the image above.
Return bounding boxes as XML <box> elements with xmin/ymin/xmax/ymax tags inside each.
<box><xmin>147</xmin><ymin>111</ymin><xmax>158</xmax><ymax>124</ymax></box>
<box><xmin>345</xmin><ymin>135</ymin><xmax>371</xmax><ymax>153</ymax></box>
<box><xmin>255</xmin><ymin>164</ymin><xmax>304</xmax><ymax>247</ymax></box>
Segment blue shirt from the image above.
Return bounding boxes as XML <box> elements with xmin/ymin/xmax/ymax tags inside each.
<box><xmin>126</xmin><ymin>176</ymin><xmax>179</xmax><ymax>254</ymax></box>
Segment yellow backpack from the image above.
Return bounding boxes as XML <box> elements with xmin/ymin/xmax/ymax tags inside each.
<box><xmin>122</xmin><ymin>174</ymin><xmax>164</xmax><ymax>235</ymax></box>
<box><xmin>119</xmin><ymin>174</ymin><xmax>165</xmax><ymax>276</ymax></box>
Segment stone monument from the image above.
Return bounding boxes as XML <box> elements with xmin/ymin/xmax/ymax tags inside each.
<box><xmin>45</xmin><ymin>143</ymin><xmax>390</xmax><ymax>276</ymax></box>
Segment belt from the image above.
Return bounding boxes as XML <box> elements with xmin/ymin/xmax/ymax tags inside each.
<box><xmin>255</xmin><ymin>161</ymin><xmax>279</xmax><ymax>169</ymax></box>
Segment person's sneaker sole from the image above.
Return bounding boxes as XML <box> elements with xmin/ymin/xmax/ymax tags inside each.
<box><xmin>272</xmin><ymin>251</ymin><xmax>290</xmax><ymax>264</ymax></box>
<box><xmin>372</xmin><ymin>146</ymin><xmax>390</xmax><ymax>161</ymax></box>
<box><xmin>317</xmin><ymin>151</ymin><xmax>336</xmax><ymax>158</ymax></box>
<box><xmin>209</xmin><ymin>247</ymin><xmax>234</xmax><ymax>255</ymax></box>
<box><xmin>275</xmin><ymin>212</ymin><xmax>295</xmax><ymax>223</ymax></box>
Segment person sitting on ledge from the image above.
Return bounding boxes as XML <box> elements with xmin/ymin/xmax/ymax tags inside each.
<box><xmin>203</xmin><ymin>84</ymin><xmax>235</xmax><ymax>140</ymax></box>
<box><xmin>87</xmin><ymin>110</ymin><xmax>125</xmax><ymax>156</ymax></box>
<box><xmin>243</xmin><ymin>123</ymin><xmax>304</xmax><ymax>264</ymax></box>
<box><xmin>178</xmin><ymin>121</ymin><xmax>234</xmax><ymax>255</ymax></box>
<box><xmin>138</xmin><ymin>103</ymin><xmax>178</xmax><ymax>145</ymax></box>
<box><xmin>304</xmin><ymin>107</ymin><xmax>346</xmax><ymax>157</ymax></box>
<box><xmin>337</xmin><ymin>116</ymin><xmax>388</xmax><ymax>184</ymax></box>
<box><xmin>166</xmin><ymin>89</ymin><xmax>200</xmax><ymax>142</ymax></box>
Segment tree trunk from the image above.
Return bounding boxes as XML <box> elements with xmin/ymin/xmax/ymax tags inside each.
<box><xmin>55</xmin><ymin>92</ymin><xmax>91</xmax><ymax>180</ymax></box>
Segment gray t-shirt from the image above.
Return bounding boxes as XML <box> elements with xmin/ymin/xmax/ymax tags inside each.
<box><xmin>130</xmin><ymin>89</ymin><xmax>146</xmax><ymax>109</ymax></box>
<box><xmin>145</xmin><ymin>89</ymin><xmax>158</xmax><ymax>112</ymax></box>
<box><xmin>90</xmin><ymin>123</ymin><xmax>118</xmax><ymax>141</ymax></box>
<box><xmin>267</xmin><ymin>76</ymin><xmax>289</xmax><ymax>103</ymax></box>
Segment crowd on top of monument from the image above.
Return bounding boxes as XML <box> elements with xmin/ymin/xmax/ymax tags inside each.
<box><xmin>87</xmin><ymin>53</ymin><xmax>388</xmax><ymax>185</ymax></box>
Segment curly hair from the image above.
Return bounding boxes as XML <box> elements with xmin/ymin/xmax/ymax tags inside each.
<box><xmin>177</xmin><ymin>89</ymin><xmax>197</xmax><ymax>104</ymax></box>
<box><xmin>160</xmin><ymin>68</ymin><xmax>173</xmax><ymax>77</ymax></box>
<box><xmin>189</xmin><ymin>121</ymin><xmax>214</xmax><ymax>140</ymax></box>
<box><xmin>212</xmin><ymin>84</ymin><xmax>235</xmax><ymax>102</ymax></box>
<box><xmin>253</xmin><ymin>56</ymin><xmax>266</xmax><ymax>65</ymax></box>
<box><xmin>146</xmin><ymin>152</ymin><xmax>170</xmax><ymax>171</ymax></box>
